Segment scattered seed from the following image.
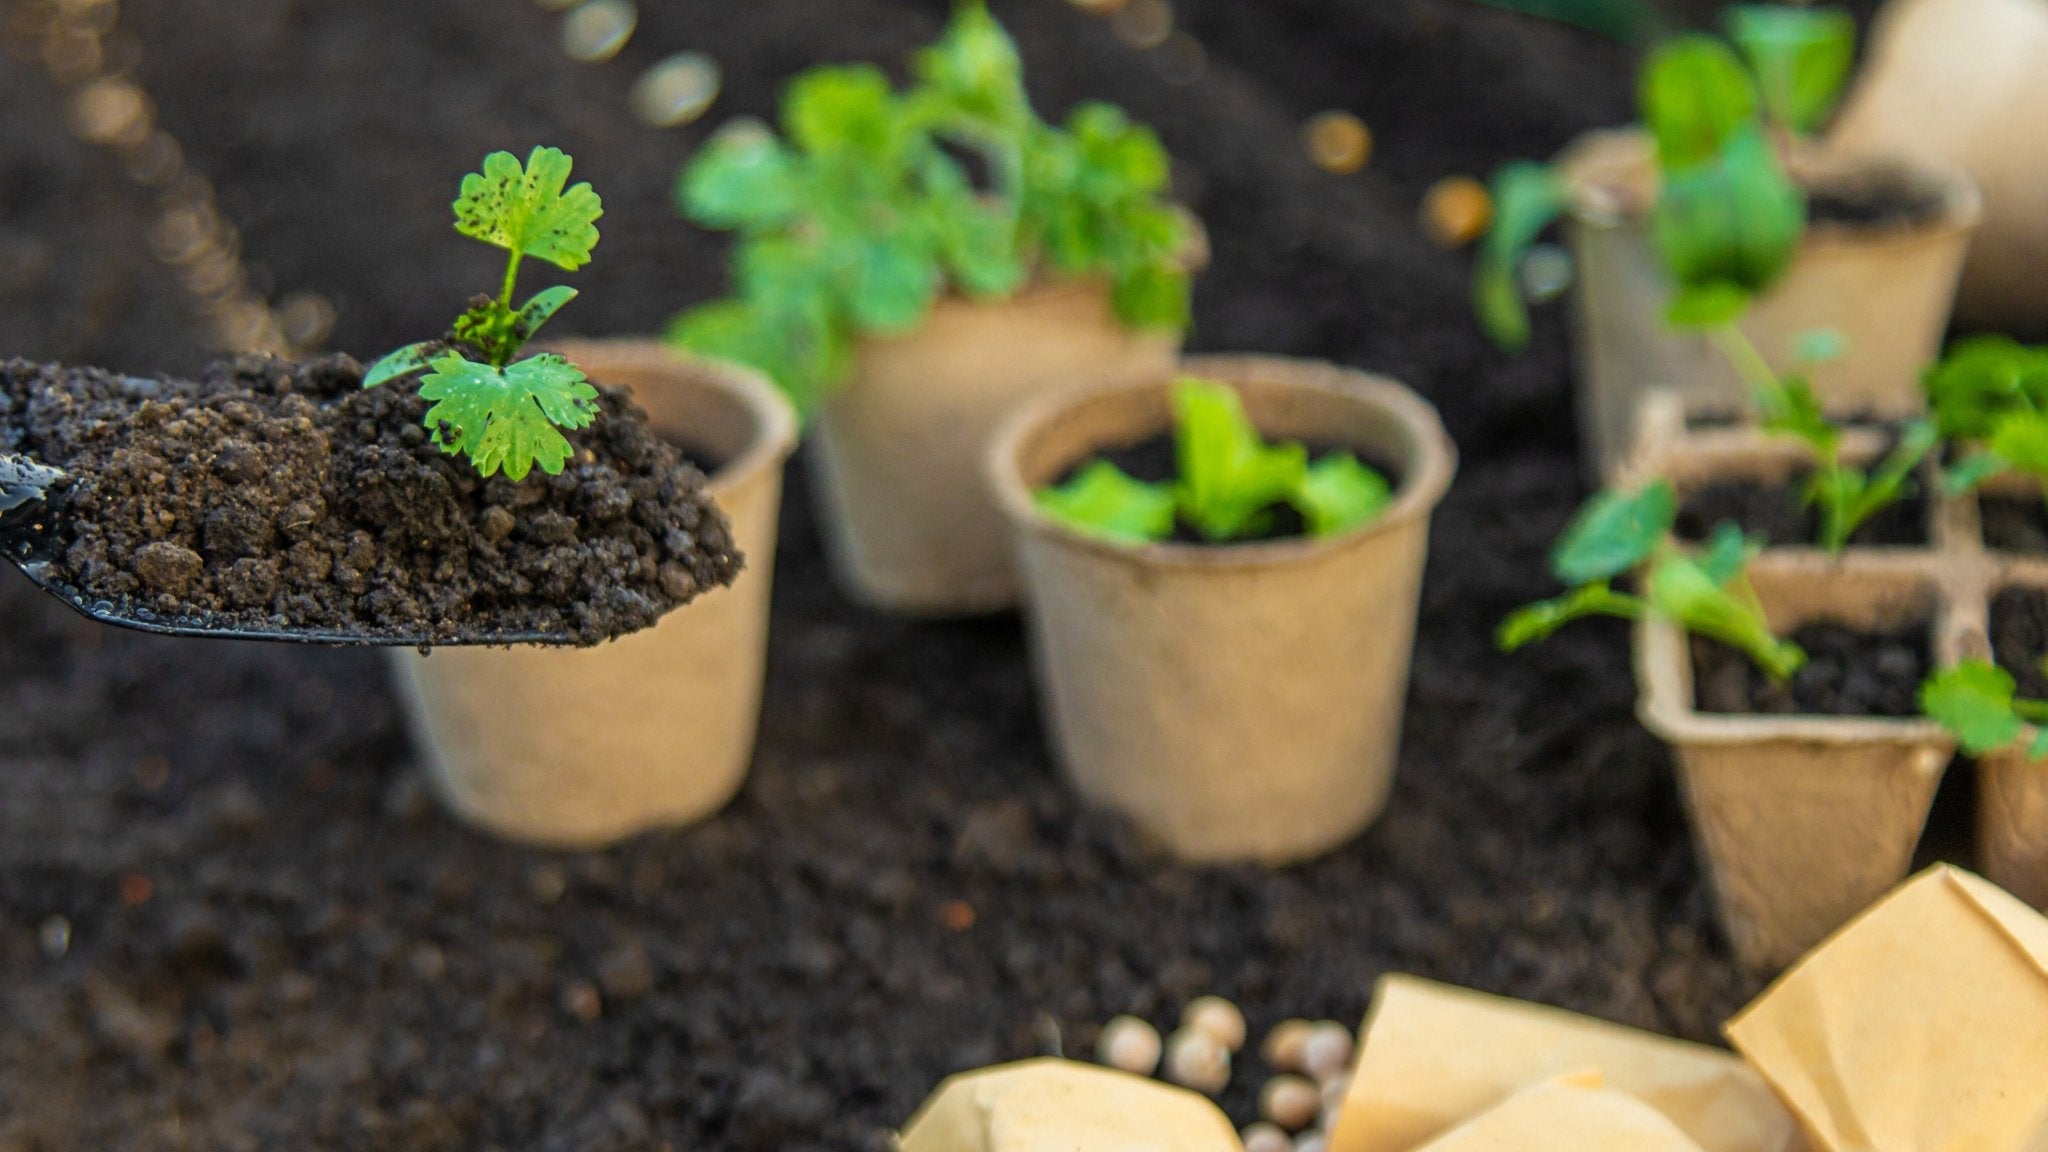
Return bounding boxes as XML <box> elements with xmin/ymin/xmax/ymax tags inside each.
<box><xmin>69</xmin><ymin>77</ymin><xmax>150</xmax><ymax>147</ymax></box>
<box><xmin>1421</xmin><ymin>175</ymin><xmax>1493</xmax><ymax>248</ymax></box>
<box><xmin>118</xmin><ymin>873</ymin><xmax>153</xmax><ymax>908</ymax></box>
<box><xmin>1164</xmin><ymin>1026</ymin><xmax>1230</xmax><ymax>1094</ymax></box>
<box><xmin>1112</xmin><ymin>0</ymin><xmax>1173</xmax><ymax>49</ymax></box>
<box><xmin>1303</xmin><ymin>112</ymin><xmax>1371</xmax><ymax>174</ymax></box>
<box><xmin>1520</xmin><ymin>243</ymin><xmax>1575</xmax><ymax>302</ymax></box>
<box><xmin>1302</xmin><ymin>1022</ymin><xmax>1354</xmax><ymax>1082</ymax></box>
<box><xmin>1243</xmin><ymin>1122</ymin><xmax>1292</xmax><ymax>1152</ymax></box>
<box><xmin>1095</xmin><ymin>1014</ymin><xmax>1162</xmax><ymax>1076</ymax></box>
<box><xmin>528</xmin><ymin>863</ymin><xmax>568</xmax><ymax>905</ymax></box>
<box><xmin>941</xmin><ymin>899</ymin><xmax>977</xmax><ymax>931</ymax></box>
<box><xmin>37</xmin><ymin>915</ymin><xmax>71</xmax><ymax>960</ymax></box>
<box><xmin>1182</xmin><ymin>995</ymin><xmax>1246</xmax><ymax>1051</ymax></box>
<box><xmin>561</xmin><ymin>980</ymin><xmax>603</xmax><ymax>1021</ymax></box>
<box><xmin>1262</xmin><ymin>1018</ymin><xmax>1313</xmax><ymax>1072</ymax></box>
<box><xmin>633</xmin><ymin>52</ymin><xmax>721</xmax><ymax>128</ymax></box>
<box><xmin>561</xmin><ymin>0</ymin><xmax>636</xmax><ymax>62</ymax></box>
<box><xmin>1260</xmin><ymin>1074</ymin><xmax>1321</xmax><ymax>1130</ymax></box>
<box><xmin>1294</xmin><ymin>1133</ymin><xmax>1328</xmax><ymax>1152</ymax></box>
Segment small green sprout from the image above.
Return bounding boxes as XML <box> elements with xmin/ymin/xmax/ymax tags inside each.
<box><xmin>1033</xmin><ymin>378</ymin><xmax>1394</xmax><ymax>545</ymax></box>
<box><xmin>1923</xmin><ymin>336</ymin><xmax>2048</xmax><ymax>500</ymax></box>
<box><xmin>1921</xmin><ymin>659</ymin><xmax>2048</xmax><ymax>761</ymax></box>
<box><xmin>669</xmin><ymin>1</ymin><xmax>1191</xmax><ymax>417</ymax></box>
<box><xmin>364</xmin><ymin>146</ymin><xmax>604</xmax><ymax>481</ymax></box>
<box><xmin>1473</xmin><ymin>4</ymin><xmax>1853</xmax><ymax>350</ymax></box>
<box><xmin>1498</xmin><ymin>480</ymin><xmax>1807</xmax><ymax>680</ymax></box>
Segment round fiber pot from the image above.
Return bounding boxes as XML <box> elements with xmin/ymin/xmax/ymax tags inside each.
<box><xmin>810</xmin><ymin>277</ymin><xmax>1181</xmax><ymax>616</ymax></box>
<box><xmin>1830</xmin><ymin>0</ymin><xmax>2048</xmax><ymax>332</ymax></box>
<box><xmin>1979</xmin><ymin>750</ymin><xmax>2048</xmax><ymax>911</ymax></box>
<box><xmin>1562</xmin><ymin>129</ymin><xmax>1980</xmax><ymax>479</ymax></box>
<box><xmin>388</xmin><ymin>341</ymin><xmax>797</xmax><ymax>848</ymax></box>
<box><xmin>989</xmin><ymin>355</ymin><xmax>1456</xmax><ymax>863</ymax></box>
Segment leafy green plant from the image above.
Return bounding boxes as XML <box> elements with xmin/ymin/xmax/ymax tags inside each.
<box><xmin>670</xmin><ymin>1</ymin><xmax>1192</xmax><ymax>417</ymax></box>
<box><xmin>1474</xmin><ymin>6</ymin><xmax>1853</xmax><ymax>350</ymax></box>
<box><xmin>1034</xmin><ymin>378</ymin><xmax>1393</xmax><ymax>545</ymax></box>
<box><xmin>1498</xmin><ymin>480</ymin><xmax>1807</xmax><ymax>680</ymax></box>
<box><xmin>1923</xmin><ymin>336</ymin><xmax>2048</xmax><ymax>498</ymax></box>
<box><xmin>364</xmin><ymin>146</ymin><xmax>603</xmax><ymax>481</ymax></box>
<box><xmin>1922</xmin><ymin>659</ymin><xmax>2048</xmax><ymax>761</ymax></box>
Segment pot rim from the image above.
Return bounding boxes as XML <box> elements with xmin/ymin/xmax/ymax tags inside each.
<box><xmin>544</xmin><ymin>338</ymin><xmax>799</xmax><ymax>497</ymax></box>
<box><xmin>986</xmin><ymin>353</ymin><xmax>1457</xmax><ymax>572</ymax></box>
<box><xmin>1559</xmin><ymin>126</ymin><xmax>1986</xmax><ymax>250</ymax></box>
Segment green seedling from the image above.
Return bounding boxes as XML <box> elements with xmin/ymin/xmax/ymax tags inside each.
<box><xmin>1923</xmin><ymin>336</ymin><xmax>2048</xmax><ymax>499</ymax></box>
<box><xmin>1921</xmin><ymin>659</ymin><xmax>2048</xmax><ymax>762</ymax></box>
<box><xmin>364</xmin><ymin>147</ymin><xmax>603</xmax><ymax>481</ymax></box>
<box><xmin>669</xmin><ymin>0</ymin><xmax>1191</xmax><ymax>417</ymax></box>
<box><xmin>1498</xmin><ymin>480</ymin><xmax>1807</xmax><ymax>680</ymax></box>
<box><xmin>1704</xmin><ymin>324</ymin><xmax>1936</xmax><ymax>553</ymax></box>
<box><xmin>1034</xmin><ymin>378</ymin><xmax>1393</xmax><ymax>545</ymax></box>
<box><xmin>1475</xmin><ymin>5</ymin><xmax>1853</xmax><ymax>350</ymax></box>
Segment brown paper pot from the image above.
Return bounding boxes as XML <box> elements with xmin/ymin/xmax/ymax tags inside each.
<box><xmin>1563</xmin><ymin>129</ymin><xmax>1980</xmax><ymax>478</ymax></box>
<box><xmin>1980</xmin><ymin>749</ymin><xmax>2048</xmax><ymax>911</ymax></box>
<box><xmin>808</xmin><ymin>278</ymin><xmax>1181</xmax><ymax>615</ymax></box>
<box><xmin>1830</xmin><ymin>0</ymin><xmax>2048</xmax><ymax>332</ymax></box>
<box><xmin>388</xmin><ymin>341</ymin><xmax>797</xmax><ymax>847</ymax></box>
<box><xmin>988</xmin><ymin>355</ymin><xmax>1456</xmax><ymax>863</ymax></box>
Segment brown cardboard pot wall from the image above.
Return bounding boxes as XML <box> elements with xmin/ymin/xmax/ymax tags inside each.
<box><xmin>988</xmin><ymin>355</ymin><xmax>1456</xmax><ymax>863</ymax></box>
<box><xmin>388</xmin><ymin>342</ymin><xmax>797</xmax><ymax>847</ymax></box>
<box><xmin>1563</xmin><ymin>129</ymin><xmax>1980</xmax><ymax>479</ymax></box>
<box><xmin>809</xmin><ymin>277</ymin><xmax>1181</xmax><ymax>616</ymax></box>
<box><xmin>1830</xmin><ymin>0</ymin><xmax>2048</xmax><ymax>333</ymax></box>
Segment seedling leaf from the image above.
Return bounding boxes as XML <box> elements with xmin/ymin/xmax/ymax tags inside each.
<box><xmin>1794</xmin><ymin>327</ymin><xmax>1847</xmax><ymax>367</ymax></box>
<box><xmin>418</xmin><ymin>352</ymin><xmax>600</xmax><ymax>481</ymax></box>
<box><xmin>1921</xmin><ymin>661</ymin><xmax>2026</xmax><ymax>755</ymax></box>
<box><xmin>1640</xmin><ymin>35</ymin><xmax>1759</xmax><ymax>172</ymax></box>
<box><xmin>1652</xmin><ymin>124</ymin><xmax>1804</xmax><ymax>302</ymax></box>
<box><xmin>1648</xmin><ymin>551</ymin><xmax>1805</xmax><ymax>681</ymax></box>
<box><xmin>1497</xmin><ymin>582</ymin><xmax>1646</xmax><ymax>651</ymax></box>
<box><xmin>679</xmin><ymin>124</ymin><xmax>802</xmax><ymax>230</ymax></box>
<box><xmin>1474</xmin><ymin>162</ymin><xmax>1568</xmax><ymax>350</ymax></box>
<box><xmin>363</xmin><ymin>342</ymin><xmax>438</xmax><ymax>389</ymax></box>
<box><xmin>1665</xmin><ymin>284</ymin><xmax>1753</xmax><ymax>330</ymax></box>
<box><xmin>1550</xmin><ymin>480</ymin><xmax>1677</xmax><ymax>586</ymax></box>
<box><xmin>1035</xmin><ymin>460</ymin><xmax>1176</xmax><ymax>543</ymax></box>
<box><xmin>1726</xmin><ymin>5</ymin><xmax>1856</xmax><ymax>134</ymax></box>
<box><xmin>454</xmin><ymin>147</ymin><xmax>603</xmax><ymax>272</ymax></box>
<box><xmin>1173</xmin><ymin>379</ymin><xmax>1308</xmax><ymax>541</ymax></box>
<box><xmin>1293</xmin><ymin>452</ymin><xmax>1393</xmax><ymax>537</ymax></box>
<box><xmin>1924</xmin><ymin>335</ymin><xmax>2048</xmax><ymax>441</ymax></box>
<box><xmin>1942</xmin><ymin>450</ymin><xmax>2009</xmax><ymax>496</ymax></box>
<box><xmin>1697</xmin><ymin>521</ymin><xmax>1758</xmax><ymax>586</ymax></box>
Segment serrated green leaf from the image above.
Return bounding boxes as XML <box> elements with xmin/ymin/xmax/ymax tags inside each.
<box><xmin>786</xmin><ymin>65</ymin><xmax>905</xmax><ymax>161</ymax></box>
<box><xmin>1990</xmin><ymin>410</ymin><xmax>2048</xmax><ymax>485</ymax></box>
<box><xmin>1921</xmin><ymin>661</ymin><xmax>2026</xmax><ymax>755</ymax></box>
<box><xmin>453</xmin><ymin>147</ymin><xmax>603</xmax><ymax>271</ymax></box>
<box><xmin>1497</xmin><ymin>582</ymin><xmax>1647</xmax><ymax>651</ymax></box>
<box><xmin>454</xmin><ymin>297</ymin><xmax>520</xmax><ymax>361</ymax></box>
<box><xmin>1550</xmin><ymin>480</ymin><xmax>1678</xmax><ymax>586</ymax></box>
<box><xmin>1293</xmin><ymin>452</ymin><xmax>1393</xmax><ymax>537</ymax></box>
<box><xmin>850</xmin><ymin>235</ymin><xmax>941</xmax><ymax>333</ymax></box>
<box><xmin>1035</xmin><ymin>460</ymin><xmax>1176</xmax><ymax>543</ymax></box>
<box><xmin>913</xmin><ymin>0</ymin><xmax>1029</xmax><ymax>133</ymax></box>
<box><xmin>1652</xmin><ymin>124</ymin><xmax>1804</xmax><ymax>301</ymax></box>
<box><xmin>1640</xmin><ymin>35</ymin><xmax>1760</xmax><ymax>172</ymax></box>
<box><xmin>363</xmin><ymin>342</ymin><xmax>438</xmax><ymax>389</ymax></box>
<box><xmin>1726</xmin><ymin>5</ymin><xmax>1856</xmax><ymax>134</ymax></box>
<box><xmin>1172</xmin><ymin>378</ymin><xmax>1308</xmax><ymax>541</ymax></box>
<box><xmin>417</xmin><ymin>352</ymin><xmax>600</xmax><ymax>481</ymax></box>
<box><xmin>1924</xmin><ymin>335</ymin><xmax>2048</xmax><ymax>441</ymax></box>
<box><xmin>1474</xmin><ymin>162</ymin><xmax>1568</xmax><ymax>350</ymax></box>
<box><xmin>679</xmin><ymin>124</ymin><xmax>801</xmax><ymax>230</ymax></box>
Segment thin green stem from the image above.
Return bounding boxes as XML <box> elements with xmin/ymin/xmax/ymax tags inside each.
<box><xmin>2014</xmin><ymin>699</ymin><xmax>2048</xmax><ymax>725</ymax></box>
<box><xmin>499</xmin><ymin>251</ymin><xmax>523</xmax><ymax>313</ymax></box>
<box><xmin>1709</xmin><ymin>323</ymin><xmax>1780</xmax><ymax>398</ymax></box>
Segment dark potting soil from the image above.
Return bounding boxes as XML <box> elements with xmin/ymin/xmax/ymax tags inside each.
<box><xmin>1074</xmin><ymin>434</ymin><xmax>1399</xmax><ymax>544</ymax></box>
<box><xmin>1691</xmin><ymin>621</ymin><xmax>1932</xmax><ymax>717</ymax></box>
<box><xmin>1675</xmin><ymin>477</ymin><xmax>1928</xmax><ymax>548</ymax></box>
<box><xmin>1991</xmin><ymin>587</ymin><xmax>2048</xmax><ymax>698</ymax></box>
<box><xmin>0</xmin><ymin>355</ymin><xmax>742</xmax><ymax>645</ymax></box>
<box><xmin>0</xmin><ymin>0</ymin><xmax>1914</xmax><ymax>1149</ymax></box>
<box><xmin>1981</xmin><ymin>496</ymin><xmax>2048</xmax><ymax>555</ymax></box>
<box><xmin>1805</xmin><ymin>172</ymin><xmax>1951</xmax><ymax>232</ymax></box>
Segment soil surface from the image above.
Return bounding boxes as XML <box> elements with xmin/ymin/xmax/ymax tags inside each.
<box><xmin>0</xmin><ymin>0</ymin><xmax>1919</xmax><ymax>1149</ymax></box>
<box><xmin>1981</xmin><ymin>496</ymin><xmax>2048</xmax><ymax>554</ymax></box>
<box><xmin>1806</xmin><ymin>170</ymin><xmax>1953</xmax><ymax>232</ymax></box>
<box><xmin>1692</xmin><ymin>622</ymin><xmax>1933</xmax><ymax>717</ymax></box>
<box><xmin>1676</xmin><ymin>477</ymin><xmax>1928</xmax><ymax>548</ymax></box>
<box><xmin>1076</xmin><ymin>434</ymin><xmax>1393</xmax><ymax>544</ymax></box>
<box><xmin>0</xmin><ymin>356</ymin><xmax>740</xmax><ymax>645</ymax></box>
<box><xmin>1992</xmin><ymin>587</ymin><xmax>2048</xmax><ymax>698</ymax></box>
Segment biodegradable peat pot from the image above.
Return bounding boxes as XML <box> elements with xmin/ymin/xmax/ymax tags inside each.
<box><xmin>1978</xmin><ymin>567</ymin><xmax>2048</xmax><ymax>911</ymax></box>
<box><xmin>809</xmin><ymin>277</ymin><xmax>1181</xmax><ymax>615</ymax></box>
<box><xmin>1563</xmin><ymin>129</ymin><xmax>1981</xmax><ymax>478</ymax></box>
<box><xmin>389</xmin><ymin>341</ymin><xmax>797</xmax><ymax>847</ymax></box>
<box><xmin>1830</xmin><ymin>0</ymin><xmax>2048</xmax><ymax>332</ymax></box>
<box><xmin>989</xmin><ymin>355</ymin><xmax>1456</xmax><ymax>863</ymax></box>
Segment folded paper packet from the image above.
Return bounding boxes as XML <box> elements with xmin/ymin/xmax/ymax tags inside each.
<box><xmin>1413</xmin><ymin>1072</ymin><xmax>1709</xmax><ymax>1152</ymax></box>
<box><xmin>1327</xmin><ymin>974</ymin><xmax>1801</xmax><ymax>1152</ymax></box>
<box><xmin>1726</xmin><ymin>864</ymin><xmax>2048</xmax><ymax>1151</ymax></box>
<box><xmin>897</xmin><ymin>1057</ymin><xmax>1243</xmax><ymax>1152</ymax></box>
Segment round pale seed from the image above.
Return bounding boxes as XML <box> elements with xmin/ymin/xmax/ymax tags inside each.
<box><xmin>1259</xmin><ymin>1075</ymin><xmax>1321</xmax><ymax>1131</ymax></box>
<box><xmin>1301</xmin><ymin>1022</ymin><xmax>1354</xmax><ymax>1082</ymax></box>
<box><xmin>1164</xmin><ymin>1027</ymin><xmax>1231</xmax><ymax>1094</ymax></box>
<box><xmin>1095</xmin><ymin>1014</ymin><xmax>1163</xmax><ymax>1076</ymax></box>
<box><xmin>1261</xmin><ymin>1018</ymin><xmax>1314</xmax><ymax>1072</ymax></box>
<box><xmin>1243</xmin><ymin>1122</ymin><xmax>1293</xmax><ymax>1152</ymax></box>
<box><xmin>1182</xmin><ymin>995</ymin><xmax>1246</xmax><ymax>1051</ymax></box>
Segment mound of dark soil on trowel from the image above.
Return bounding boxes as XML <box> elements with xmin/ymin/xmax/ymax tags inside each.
<box><xmin>0</xmin><ymin>355</ymin><xmax>741</xmax><ymax>644</ymax></box>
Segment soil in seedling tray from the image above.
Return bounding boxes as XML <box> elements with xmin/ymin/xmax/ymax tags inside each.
<box><xmin>1692</xmin><ymin>622</ymin><xmax>1931</xmax><ymax>716</ymax></box>
<box><xmin>1079</xmin><ymin>435</ymin><xmax>1401</xmax><ymax>545</ymax></box>
<box><xmin>0</xmin><ymin>355</ymin><xmax>743</xmax><ymax>645</ymax></box>
<box><xmin>1991</xmin><ymin>587</ymin><xmax>2048</xmax><ymax>697</ymax></box>
<box><xmin>1806</xmin><ymin>173</ymin><xmax>1950</xmax><ymax>232</ymax></box>
<box><xmin>1676</xmin><ymin>477</ymin><xmax>1927</xmax><ymax>548</ymax></box>
<box><xmin>1980</xmin><ymin>496</ymin><xmax>2048</xmax><ymax>555</ymax></box>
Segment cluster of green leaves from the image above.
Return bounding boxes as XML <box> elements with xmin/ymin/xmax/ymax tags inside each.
<box><xmin>364</xmin><ymin>147</ymin><xmax>603</xmax><ymax>481</ymax></box>
<box><xmin>1474</xmin><ymin>4</ymin><xmax>1853</xmax><ymax>349</ymax></box>
<box><xmin>1921</xmin><ymin>660</ymin><xmax>2048</xmax><ymax>762</ymax></box>
<box><xmin>1035</xmin><ymin>378</ymin><xmax>1393</xmax><ymax>545</ymax></box>
<box><xmin>1498</xmin><ymin>480</ymin><xmax>1807</xmax><ymax>680</ymax></box>
<box><xmin>669</xmin><ymin>1</ymin><xmax>1192</xmax><ymax>417</ymax></box>
<box><xmin>1924</xmin><ymin>336</ymin><xmax>2048</xmax><ymax>499</ymax></box>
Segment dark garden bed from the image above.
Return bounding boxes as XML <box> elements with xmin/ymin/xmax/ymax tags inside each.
<box><xmin>0</xmin><ymin>0</ymin><xmax>1915</xmax><ymax>1149</ymax></box>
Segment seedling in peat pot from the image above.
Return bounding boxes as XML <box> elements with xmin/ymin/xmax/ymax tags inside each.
<box><xmin>365</xmin><ymin>146</ymin><xmax>605</xmax><ymax>481</ymax></box>
<box><xmin>1475</xmin><ymin>4</ymin><xmax>1855</xmax><ymax>349</ymax></box>
<box><xmin>1034</xmin><ymin>378</ymin><xmax>1393</xmax><ymax>545</ymax></box>
<box><xmin>668</xmin><ymin>0</ymin><xmax>1192</xmax><ymax>416</ymax></box>
<box><xmin>1498</xmin><ymin>480</ymin><xmax>1807</xmax><ymax>679</ymax></box>
<box><xmin>1922</xmin><ymin>659</ymin><xmax>2048</xmax><ymax>762</ymax></box>
<box><xmin>1925</xmin><ymin>336</ymin><xmax>2048</xmax><ymax>501</ymax></box>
